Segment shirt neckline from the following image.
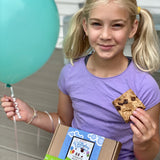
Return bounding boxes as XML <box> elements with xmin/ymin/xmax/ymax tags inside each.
<box><xmin>83</xmin><ymin>55</ymin><xmax>133</xmax><ymax>79</ymax></box>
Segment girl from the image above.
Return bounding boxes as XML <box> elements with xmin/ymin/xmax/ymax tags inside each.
<box><xmin>1</xmin><ymin>0</ymin><xmax>160</xmax><ymax>159</ymax></box>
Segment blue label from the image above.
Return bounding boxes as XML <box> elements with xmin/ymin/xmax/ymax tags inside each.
<box><xmin>58</xmin><ymin>127</ymin><xmax>104</xmax><ymax>160</ymax></box>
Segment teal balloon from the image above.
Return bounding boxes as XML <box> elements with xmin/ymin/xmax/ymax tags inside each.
<box><xmin>0</xmin><ymin>0</ymin><xmax>59</xmax><ymax>84</ymax></box>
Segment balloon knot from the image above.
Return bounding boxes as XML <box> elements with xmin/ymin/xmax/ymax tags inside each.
<box><xmin>6</xmin><ymin>84</ymin><xmax>11</xmax><ymax>88</ymax></box>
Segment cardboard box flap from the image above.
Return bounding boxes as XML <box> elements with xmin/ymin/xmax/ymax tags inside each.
<box><xmin>47</xmin><ymin>125</ymin><xmax>69</xmax><ymax>157</ymax></box>
<box><xmin>98</xmin><ymin>138</ymin><xmax>121</xmax><ymax>160</ymax></box>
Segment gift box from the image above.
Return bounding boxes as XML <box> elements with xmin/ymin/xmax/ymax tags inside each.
<box><xmin>44</xmin><ymin>124</ymin><xmax>121</xmax><ymax>160</ymax></box>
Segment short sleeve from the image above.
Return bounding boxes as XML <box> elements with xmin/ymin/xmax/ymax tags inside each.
<box><xmin>137</xmin><ymin>74</ymin><xmax>160</xmax><ymax>110</ymax></box>
<box><xmin>57</xmin><ymin>64</ymin><xmax>71</xmax><ymax>95</ymax></box>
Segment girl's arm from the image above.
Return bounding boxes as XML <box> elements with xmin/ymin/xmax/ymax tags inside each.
<box><xmin>1</xmin><ymin>90</ymin><xmax>73</xmax><ymax>133</ymax></box>
<box><xmin>130</xmin><ymin>103</ymin><xmax>160</xmax><ymax>160</ymax></box>
<box><xmin>57</xmin><ymin>90</ymin><xmax>73</xmax><ymax>126</ymax></box>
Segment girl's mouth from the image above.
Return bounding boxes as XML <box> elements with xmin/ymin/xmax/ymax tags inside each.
<box><xmin>99</xmin><ymin>44</ymin><xmax>114</xmax><ymax>51</ymax></box>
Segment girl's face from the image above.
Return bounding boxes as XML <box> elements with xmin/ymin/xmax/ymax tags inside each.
<box><xmin>83</xmin><ymin>2</ymin><xmax>138</xmax><ymax>60</ymax></box>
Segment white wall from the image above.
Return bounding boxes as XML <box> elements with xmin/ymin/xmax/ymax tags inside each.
<box><xmin>137</xmin><ymin>0</ymin><xmax>160</xmax><ymax>14</ymax></box>
<box><xmin>55</xmin><ymin>0</ymin><xmax>85</xmax><ymax>48</ymax></box>
<box><xmin>125</xmin><ymin>0</ymin><xmax>160</xmax><ymax>57</ymax></box>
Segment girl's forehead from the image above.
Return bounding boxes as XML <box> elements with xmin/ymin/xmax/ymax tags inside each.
<box><xmin>89</xmin><ymin>2</ymin><xmax>129</xmax><ymax>20</ymax></box>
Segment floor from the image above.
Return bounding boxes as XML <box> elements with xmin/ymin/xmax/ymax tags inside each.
<box><xmin>0</xmin><ymin>48</ymin><xmax>160</xmax><ymax>160</ymax></box>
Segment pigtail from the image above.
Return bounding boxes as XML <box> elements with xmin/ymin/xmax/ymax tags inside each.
<box><xmin>132</xmin><ymin>9</ymin><xmax>160</xmax><ymax>73</ymax></box>
<box><xmin>63</xmin><ymin>8</ymin><xmax>90</xmax><ymax>62</ymax></box>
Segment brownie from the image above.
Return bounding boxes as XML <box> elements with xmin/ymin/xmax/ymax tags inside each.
<box><xmin>112</xmin><ymin>89</ymin><xmax>146</xmax><ymax>123</ymax></box>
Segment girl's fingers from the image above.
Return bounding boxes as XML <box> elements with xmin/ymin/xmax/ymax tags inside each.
<box><xmin>130</xmin><ymin>122</ymin><xmax>142</xmax><ymax>137</ymax></box>
<box><xmin>1</xmin><ymin>102</ymin><xmax>14</xmax><ymax>108</ymax></box>
<box><xmin>130</xmin><ymin>108</ymin><xmax>157</xmax><ymax>145</ymax></box>
<box><xmin>6</xmin><ymin>111</ymin><xmax>16</xmax><ymax>118</ymax></box>
<box><xmin>132</xmin><ymin>109</ymin><xmax>154</xmax><ymax>130</ymax></box>
<box><xmin>6</xmin><ymin>112</ymin><xmax>21</xmax><ymax>121</ymax></box>
<box><xmin>1</xmin><ymin>96</ymin><xmax>12</xmax><ymax>102</ymax></box>
<box><xmin>1</xmin><ymin>96</ymin><xmax>25</xmax><ymax>121</ymax></box>
<box><xmin>130</xmin><ymin>115</ymin><xmax>147</xmax><ymax>135</ymax></box>
<box><xmin>4</xmin><ymin>106</ymin><xmax>15</xmax><ymax>113</ymax></box>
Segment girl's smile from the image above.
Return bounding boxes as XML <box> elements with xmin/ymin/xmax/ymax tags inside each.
<box><xmin>98</xmin><ymin>43</ymin><xmax>115</xmax><ymax>51</ymax></box>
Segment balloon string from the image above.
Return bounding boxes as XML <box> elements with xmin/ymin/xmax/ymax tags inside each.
<box><xmin>10</xmin><ymin>85</ymin><xmax>14</xmax><ymax>97</ymax></box>
<box><xmin>6</xmin><ymin>84</ymin><xmax>41</xmax><ymax>156</ymax></box>
<box><xmin>6</xmin><ymin>84</ymin><xmax>21</xmax><ymax>119</ymax></box>
<box><xmin>13</xmin><ymin>116</ymin><xmax>19</xmax><ymax>160</ymax></box>
<box><xmin>6</xmin><ymin>84</ymin><xmax>20</xmax><ymax>160</ymax></box>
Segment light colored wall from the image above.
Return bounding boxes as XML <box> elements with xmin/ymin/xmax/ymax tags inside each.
<box><xmin>137</xmin><ymin>0</ymin><xmax>160</xmax><ymax>14</ymax></box>
<box><xmin>55</xmin><ymin>0</ymin><xmax>85</xmax><ymax>48</ymax></box>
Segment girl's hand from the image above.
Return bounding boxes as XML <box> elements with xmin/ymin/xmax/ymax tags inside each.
<box><xmin>1</xmin><ymin>96</ymin><xmax>34</xmax><ymax>123</ymax></box>
<box><xmin>130</xmin><ymin>108</ymin><xmax>157</xmax><ymax>149</ymax></box>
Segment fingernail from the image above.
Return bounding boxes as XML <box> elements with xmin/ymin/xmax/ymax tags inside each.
<box><xmin>133</xmin><ymin>110</ymin><xmax>137</xmax><ymax>114</ymax></box>
<box><xmin>136</xmin><ymin>108</ymin><xmax>141</xmax><ymax>111</ymax></box>
<box><xmin>5</xmin><ymin>98</ymin><xmax>9</xmax><ymax>102</ymax></box>
<box><xmin>130</xmin><ymin>115</ymin><xmax>134</xmax><ymax>120</ymax></box>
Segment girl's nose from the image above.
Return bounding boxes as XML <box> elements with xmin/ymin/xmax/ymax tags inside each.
<box><xmin>100</xmin><ymin>27</ymin><xmax>112</xmax><ymax>40</ymax></box>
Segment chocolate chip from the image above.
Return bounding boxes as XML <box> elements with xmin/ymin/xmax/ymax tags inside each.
<box><xmin>137</xmin><ymin>106</ymin><xmax>144</xmax><ymax>109</ymax></box>
<box><xmin>123</xmin><ymin>99</ymin><xmax>128</xmax><ymax>104</ymax></box>
<box><xmin>131</xmin><ymin>97</ymin><xmax>136</xmax><ymax>101</ymax></box>
<box><xmin>118</xmin><ymin>102</ymin><xmax>123</xmax><ymax>105</ymax></box>
<box><xmin>116</xmin><ymin>106</ymin><xmax>121</xmax><ymax>111</ymax></box>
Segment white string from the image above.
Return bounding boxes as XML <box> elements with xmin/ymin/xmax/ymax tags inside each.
<box><xmin>10</xmin><ymin>86</ymin><xmax>21</xmax><ymax>119</ymax></box>
<box><xmin>13</xmin><ymin>116</ymin><xmax>19</xmax><ymax>160</ymax></box>
<box><xmin>10</xmin><ymin>86</ymin><xmax>14</xmax><ymax>98</ymax></box>
<box><xmin>37</xmin><ymin>128</ymin><xmax>40</xmax><ymax>148</ymax></box>
<box><xmin>8</xmin><ymin>85</ymin><xmax>20</xmax><ymax>160</ymax></box>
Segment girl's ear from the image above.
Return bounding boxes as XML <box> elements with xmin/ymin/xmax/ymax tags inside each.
<box><xmin>129</xmin><ymin>19</ymin><xmax>139</xmax><ymax>38</ymax></box>
<box><xmin>82</xmin><ymin>18</ymin><xmax>88</xmax><ymax>36</ymax></box>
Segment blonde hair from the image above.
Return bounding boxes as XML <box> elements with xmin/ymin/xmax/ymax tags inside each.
<box><xmin>63</xmin><ymin>0</ymin><xmax>160</xmax><ymax>73</ymax></box>
<box><xmin>63</xmin><ymin>8</ymin><xmax>89</xmax><ymax>61</ymax></box>
<box><xmin>132</xmin><ymin>9</ymin><xmax>160</xmax><ymax>73</ymax></box>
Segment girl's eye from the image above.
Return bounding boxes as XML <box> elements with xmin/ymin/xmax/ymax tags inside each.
<box><xmin>91</xmin><ymin>22</ymin><xmax>101</xmax><ymax>27</ymax></box>
<box><xmin>112</xmin><ymin>23</ymin><xmax>124</xmax><ymax>29</ymax></box>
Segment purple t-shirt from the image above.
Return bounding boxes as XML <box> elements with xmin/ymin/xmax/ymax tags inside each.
<box><xmin>58</xmin><ymin>56</ymin><xmax>160</xmax><ymax>160</ymax></box>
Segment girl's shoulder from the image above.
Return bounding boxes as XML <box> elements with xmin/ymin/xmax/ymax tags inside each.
<box><xmin>59</xmin><ymin>57</ymin><xmax>85</xmax><ymax>77</ymax></box>
<box><xmin>62</xmin><ymin>57</ymin><xmax>85</xmax><ymax>71</ymax></box>
<box><xmin>128</xmin><ymin>61</ymin><xmax>160</xmax><ymax>108</ymax></box>
<box><xmin>58</xmin><ymin>57</ymin><xmax>86</xmax><ymax>95</ymax></box>
<box><xmin>128</xmin><ymin>61</ymin><xmax>159</xmax><ymax>90</ymax></box>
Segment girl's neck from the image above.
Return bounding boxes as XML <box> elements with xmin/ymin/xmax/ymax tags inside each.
<box><xmin>87</xmin><ymin>54</ymin><xmax>129</xmax><ymax>78</ymax></box>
